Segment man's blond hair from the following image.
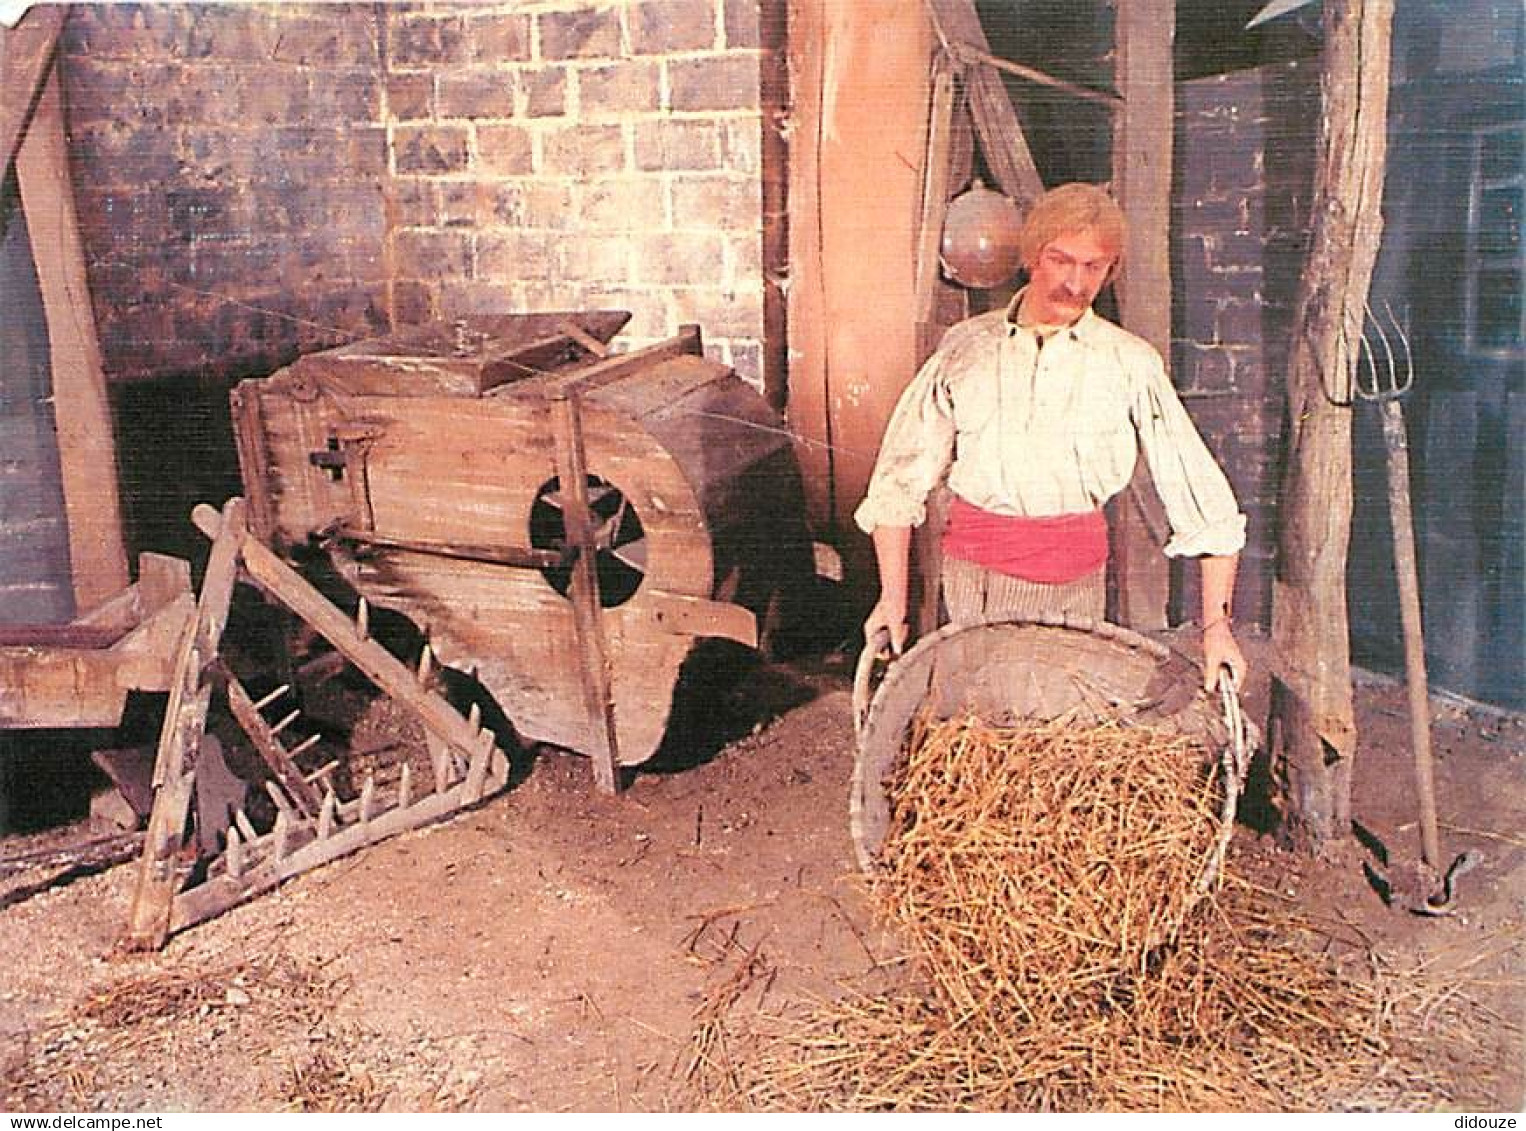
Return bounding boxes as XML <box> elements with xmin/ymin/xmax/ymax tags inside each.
<box><xmin>1017</xmin><ymin>183</ymin><xmax>1126</xmax><ymax>269</ymax></box>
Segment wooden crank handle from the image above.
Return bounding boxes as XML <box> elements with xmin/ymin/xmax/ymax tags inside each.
<box><xmin>853</xmin><ymin>627</ymin><xmax>895</xmax><ymax>740</ymax></box>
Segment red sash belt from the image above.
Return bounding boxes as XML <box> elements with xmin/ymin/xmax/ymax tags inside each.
<box><xmin>941</xmin><ymin>496</ymin><xmax>1108</xmax><ymax>585</ymax></box>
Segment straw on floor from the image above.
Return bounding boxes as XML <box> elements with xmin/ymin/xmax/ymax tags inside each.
<box><xmin>689</xmin><ymin>714</ymin><xmax>1457</xmax><ymax>1111</ymax></box>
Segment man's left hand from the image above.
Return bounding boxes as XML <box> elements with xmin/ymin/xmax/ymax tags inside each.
<box><xmin>1203</xmin><ymin>619</ymin><xmax>1246</xmax><ymax>691</ymax></box>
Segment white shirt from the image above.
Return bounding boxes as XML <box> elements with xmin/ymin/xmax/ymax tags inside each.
<box><xmin>853</xmin><ymin>299</ymin><xmax>1247</xmax><ymax>559</ymax></box>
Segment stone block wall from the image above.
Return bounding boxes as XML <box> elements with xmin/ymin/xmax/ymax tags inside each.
<box><xmin>59</xmin><ymin>0</ymin><xmax>767</xmax><ymax>386</ymax></box>
<box><xmin>383</xmin><ymin>0</ymin><xmax>765</xmax><ymax>379</ymax></box>
<box><xmin>60</xmin><ymin>3</ymin><xmax>392</xmax><ymax>382</ymax></box>
<box><xmin>1171</xmin><ymin>59</ymin><xmax>1318</xmax><ymax>627</ymax></box>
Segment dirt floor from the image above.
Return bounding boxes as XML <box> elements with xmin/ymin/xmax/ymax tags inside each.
<box><xmin>0</xmin><ymin>636</ymin><xmax>1522</xmax><ymax>1113</ymax></box>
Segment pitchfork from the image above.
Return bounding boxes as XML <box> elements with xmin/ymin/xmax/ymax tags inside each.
<box><xmin>1353</xmin><ymin>302</ymin><xmax>1461</xmax><ymax>909</ymax></box>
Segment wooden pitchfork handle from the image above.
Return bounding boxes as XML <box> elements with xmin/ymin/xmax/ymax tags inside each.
<box><xmin>1379</xmin><ymin>398</ymin><xmax>1443</xmax><ymax>873</ymax></box>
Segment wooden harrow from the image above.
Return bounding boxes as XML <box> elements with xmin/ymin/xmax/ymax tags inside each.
<box><xmin>125</xmin><ymin>497</ymin><xmax>509</xmax><ymax>950</ymax></box>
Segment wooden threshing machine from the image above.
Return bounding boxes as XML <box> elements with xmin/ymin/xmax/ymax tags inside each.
<box><xmin>230</xmin><ymin>311</ymin><xmax>815</xmax><ymax>778</ymax></box>
<box><xmin>123</xmin><ymin>311</ymin><xmax>820</xmax><ymax>946</ymax></box>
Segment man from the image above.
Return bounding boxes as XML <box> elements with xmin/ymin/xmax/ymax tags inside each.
<box><xmin>855</xmin><ymin>183</ymin><xmax>1246</xmax><ymax>690</ymax></box>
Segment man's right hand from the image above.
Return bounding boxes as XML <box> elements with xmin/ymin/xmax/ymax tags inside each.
<box><xmin>863</xmin><ymin>597</ymin><xmax>910</xmax><ymax>656</ymax></box>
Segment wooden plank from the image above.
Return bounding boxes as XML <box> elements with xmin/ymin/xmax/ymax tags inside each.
<box><xmin>330</xmin><ymin>524</ymin><xmax>568</xmax><ymax>570</ymax></box>
<box><xmin>167</xmin><ymin>771</ymin><xmax>506</xmax><ymax>934</ymax></box>
<box><xmin>926</xmin><ymin>0</ymin><xmax>1045</xmax><ymax>210</ymax></box>
<box><xmin>229</xmin><ymin>382</ymin><xmax>280</xmax><ymax>547</ymax></box>
<box><xmin>550</xmin><ymin>394</ymin><xmax>621</xmax><ymax>794</ymax></box>
<box><xmin>527</xmin><ymin>325</ymin><xmax>704</xmax><ymax>400</ymax></box>
<box><xmin>1108</xmin><ymin>0</ymin><xmax>1175</xmax><ymax>632</ymax></box>
<box><xmin>641</xmin><ymin>589</ymin><xmax>757</xmax><ymax>648</ymax></box>
<box><xmin>191</xmin><ymin>503</ymin><xmax>491</xmax><ymax>758</ymax></box>
<box><xmin>0</xmin><ymin>624</ymin><xmax>122</xmax><ymax>648</ymax></box>
<box><xmin>0</xmin><ymin>2</ymin><xmax>64</xmax><ymax>179</ymax></box>
<box><xmin>312</xmin><ymin>311</ymin><xmax>633</xmax><ymax>397</ymax></box>
<box><xmin>915</xmin><ymin>55</ymin><xmax>959</xmax><ymax>330</ymax></box>
<box><xmin>222</xmin><ymin>671</ymin><xmax>322</xmax><ymax>818</ymax></box>
<box><xmin>0</xmin><ymin>650</ymin><xmax>131</xmax><ymax>728</ymax></box>
<box><xmin>131</xmin><ymin>553</ymin><xmax>195</xmax><ymax>618</ymax></box>
<box><xmin>125</xmin><ymin>499</ymin><xmax>246</xmax><ymax>950</ymax></box>
<box><xmin>591</xmin><ymin>352</ymin><xmax>730</xmax><ymax>423</ymax></box>
<box><xmin>16</xmin><ymin>65</ymin><xmax>130</xmax><ymax>611</ymax></box>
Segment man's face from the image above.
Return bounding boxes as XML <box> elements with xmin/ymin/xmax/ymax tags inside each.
<box><xmin>1023</xmin><ymin>229</ymin><xmax>1118</xmax><ymax>325</ymax></box>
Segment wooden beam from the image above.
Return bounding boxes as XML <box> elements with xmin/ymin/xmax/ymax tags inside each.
<box><xmin>0</xmin><ymin>3</ymin><xmax>64</xmax><ymax>179</ymax></box>
<box><xmin>1272</xmin><ymin>0</ymin><xmax>1393</xmax><ymax>852</ymax></box>
<box><xmin>16</xmin><ymin>63</ymin><xmax>131</xmax><ymax>611</ymax></box>
<box><xmin>1108</xmin><ymin>0</ymin><xmax>1175</xmax><ymax>631</ymax></box>
<box><xmin>925</xmin><ymin>0</ymin><xmax>1044</xmax><ymax>210</ymax></box>
<box><xmin>948</xmin><ymin>41</ymin><xmax>1123</xmax><ymax>109</ymax></box>
<box><xmin>914</xmin><ymin>54</ymin><xmax>960</xmax><ymax>336</ymax></box>
<box><xmin>221</xmin><ymin>671</ymin><xmax>323</xmax><ymax>819</ymax></box>
<box><xmin>550</xmin><ymin>393</ymin><xmax>621</xmax><ymax>794</ymax></box>
<box><xmin>125</xmin><ymin>499</ymin><xmax>247</xmax><ymax>950</ymax></box>
<box><xmin>785</xmin><ymin>0</ymin><xmax>933</xmax><ymax>594</ymax></box>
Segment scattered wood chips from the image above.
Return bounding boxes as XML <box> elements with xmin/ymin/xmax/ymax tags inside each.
<box><xmin>687</xmin><ymin>715</ymin><xmax>1467</xmax><ymax>1111</ymax></box>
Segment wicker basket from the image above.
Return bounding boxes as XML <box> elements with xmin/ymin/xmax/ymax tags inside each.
<box><xmin>850</xmin><ymin>613</ymin><xmax>1246</xmax><ymax>875</ymax></box>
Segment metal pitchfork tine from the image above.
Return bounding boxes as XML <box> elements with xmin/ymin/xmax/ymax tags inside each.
<box><xmin>1355</xmin><ymin>300</ymin><xmax>1414</xmax><ymax>402</ymax></box>
<box><xmin>1353</xmin><ymin>303</ymin><xmax>1477</xmax><ymax>913</ymax></box>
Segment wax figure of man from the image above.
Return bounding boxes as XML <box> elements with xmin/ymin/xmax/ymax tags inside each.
<box><xmin>855</xmin><ymin>182</ymin><xmax>1247</xmax><ymax>690</ymax></box>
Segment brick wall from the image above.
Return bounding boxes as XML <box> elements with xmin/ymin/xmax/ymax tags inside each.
<box><xmin>383</xmin><ymin>0</ymin><xmax>765</xmax><ymax>380</ymax></box>
<box><xmin>1172</xmin><ymin>59</ymin><xmax>1318</xmax><ymax>627</ymax></box>
<box><xmin>61</xmin><ymin>3</ymin><xmax>392</xmax><ymax>382</ymax></box>
<box><xmin>60</xmin><ymin>0</ymin><xmax>767</xmax><ymax>386</ymax></box>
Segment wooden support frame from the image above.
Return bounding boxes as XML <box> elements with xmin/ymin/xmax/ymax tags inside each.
<box><xmin>126</xmin><ymin>500</ymin><xmax>247</xmax><ymax>949</ymax></box>
<box><xmin>0</xmin><ymin>3</ymin><xmax>64</xmax><ymax>173</ymax></box>
<box><xmin>925</xmin><ymin>0</ymin><xmax>1045</xmax><ymax>210</ymax></box>
<box><xmin>1108</xmin><ymin>0</ymin><xmax>1176</xmax><ymax>631</ymax></box>
<box><xmin>5</xmin><ymin>12</ymin><xmax>130</xmax><ymax>611</ymax></box>
<box><xmin>550</xmin><ymin>394</ymin><xmax>622</xmax><ymax>794</ymax></box>
<box><xmin>0</xmin><ymin>553</ymin><xmax>193</xmax><ymax>729</ymax></box>
<box><xmin>125</xmin><ymin>497</ymin><xmax>511</xmax><ymax>949</ymax></box>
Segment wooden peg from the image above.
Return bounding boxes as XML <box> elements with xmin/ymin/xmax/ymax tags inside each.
<box><xmin>359</xmin><ymin>773</ymin><xmax>376</xmax><ymax>825</ymax></box>
<box><xmin>289</xmin><ymin>735</ymin><xmax>323</xmax><ymax>762</ymax></box>
<box><xmin>356</xmin><ymin>596</ymin><xmax>369</xmax><ymax>639</ymax></box>
<box><xmin>253</xmin><ymin>683</ymin><xmax>291</xmax><ymax>712</ymax></box>
<box><xmin>271</xmin><ymin>808</ymin><xmax>290</xmax><ymax>860</ymax></box>
<box><xmin>270</xmin><ymin>708</ymin><xmax>301</xmax><ymax>736</ymax></box>
<box><xmin>234</xmin><ymin>808</ymin><xmax>258</xmax><ymax>843</ymax></box>
<box><xmin>265</xmin><ymin>780</ymin><xmax>295</xmax><ymax>818</ymax></box>
<box><xmin>225</xmin><ymin>825</ymin><xmax>244</xmax><ymax>880</ymax></box>
<box><xmin>398</xmin><ymin>762</ymin><xmax>414</xmax><ymax>809</ymax></box>
<box><xmin>318</xmin><ymin>790</ymin><xmax>338</xmax><ymax>840</ymax></box>
<box><xmin>416</xmin><ymin>644</ymin><xmax>434</xmax><ymax>685</ymax></box>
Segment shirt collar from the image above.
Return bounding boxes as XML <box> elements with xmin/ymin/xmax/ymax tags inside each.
<box><xmin>1003</xmin><ymin>286</ymin><xmax>1103</xmax><ymax>343</ymax></box>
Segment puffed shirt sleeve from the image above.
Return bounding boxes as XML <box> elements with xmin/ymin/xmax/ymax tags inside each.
<box><xmin>852</xmin><ymin>347</ymin><xmax>957</xmax><ymax>533</ymax></box>
<box><xmin>1130</xmin><ymin>350</ymin><xmax>1248</xmax><ymax>558</ymax></box>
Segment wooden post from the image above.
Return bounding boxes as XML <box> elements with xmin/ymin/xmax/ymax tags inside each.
<box><xmin>785</xmin><ymin>0</ymin><xmax>932</xmax><ymax>569</ymax></box>
<box><xmin>0</xmin><ymin>5</ymin><xmax>64</xmax><ymax>174</ymax></box>
<box><xmin>1271</xmin><ymin>0</ymin><xmax>1393</xmax><ymax>853</ymax></box>
<box><xmin>550</xmin><ymin>393</ymin><xmax>621</xmax><ymax>794</ymax></box>
<box><xmin>15</xmin><ymin>62</ymin><xmax>131</xmax><ymax>611</ymax></box>
<box><xmin>925</xmin><ymin>0</ymin><xmax>1045</xmax><ymax>210</ymax></box>
<box><xmin>1108</xmin><ymin>0</ymin><xmax>1175</xmax><ymax>632</ymax></box>
<box><xmin>126</xmin><ymin>499</ymin><xmax>246</xmax><ymax>950</ymax></box>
